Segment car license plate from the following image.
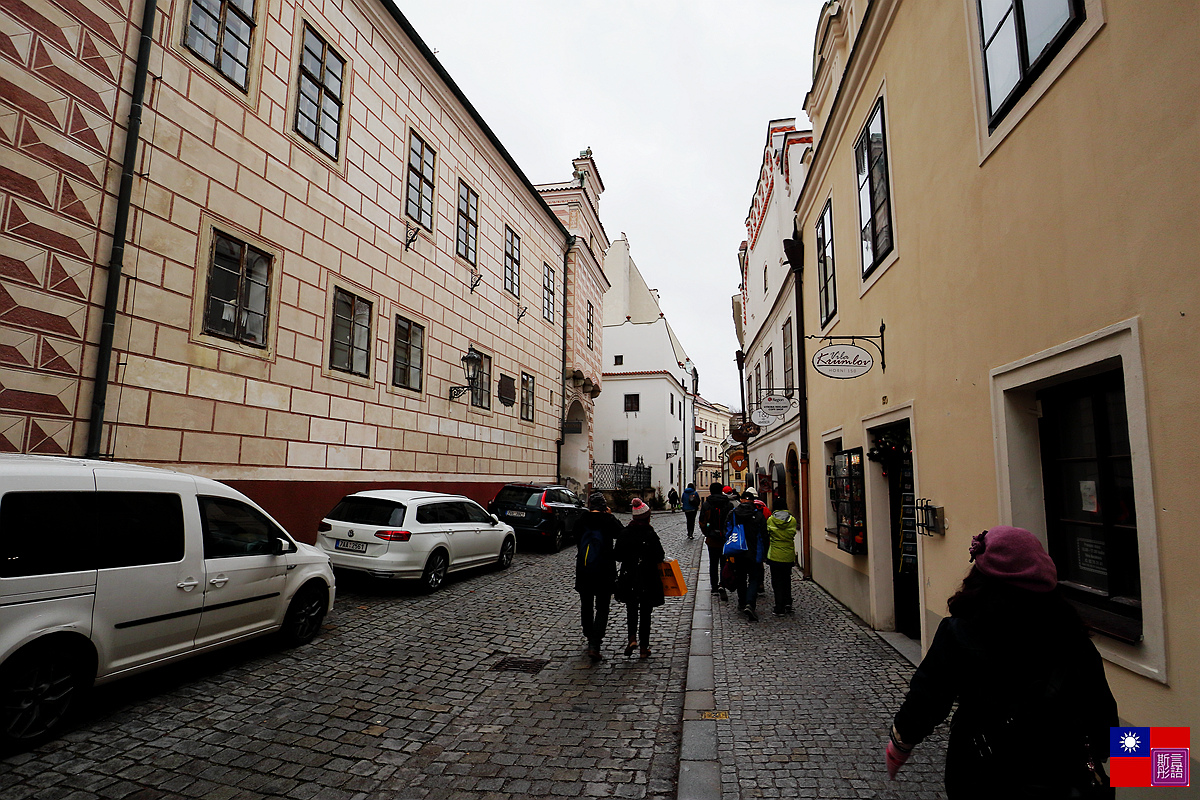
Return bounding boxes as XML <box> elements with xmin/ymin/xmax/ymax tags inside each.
<box><xmin>507</xmin><ymin>510</ymin><xmax>526</xmax><ymax>518</ymax></box>
<box><xmin>334</xmin><ymin>539</ymin><xmax>368</xmax><ymax>553</ymax></box>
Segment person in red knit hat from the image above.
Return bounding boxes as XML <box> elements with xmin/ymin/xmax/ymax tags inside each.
<box><xmin>886</xmin><ymin>525</ymin><xmax>1117</xmax><ymax>798</ymax></box>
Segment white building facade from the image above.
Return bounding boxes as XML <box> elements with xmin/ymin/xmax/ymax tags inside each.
<box><xmin>594</xmin><ymin>236</ymin><xmax>696</xmax><ymax>504</ymax></box>
<box><xmin>695</xmin><ymin>396</ymin><xmax>730</xmax><ymax>491</ymax></box>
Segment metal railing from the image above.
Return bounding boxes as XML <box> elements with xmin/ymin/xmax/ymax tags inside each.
<box><xmin>592</xmin><ymin>460</ymin><xmax>652</xmax><ymax>491</ymax></box>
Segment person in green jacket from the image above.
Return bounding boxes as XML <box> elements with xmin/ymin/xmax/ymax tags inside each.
<box><xmin>766</xmin><ymin>509</ymin><xmax>798</xmax><ymax>616</ymax></box>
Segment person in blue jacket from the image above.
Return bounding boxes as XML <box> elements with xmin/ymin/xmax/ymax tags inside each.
<box><xmin>681</xmin><ymin>482</ymin><xmax>700</xmax><ymax>538</ymax></box>
<box><xmin>726</xmin><ymin>490</ymin><xmax>767</xmax><ymax>621</ymax></box>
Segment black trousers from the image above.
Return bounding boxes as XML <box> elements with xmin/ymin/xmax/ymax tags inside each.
<box><xmin>684</xmin><ymin>510</ymin><xmax>697</xmax><ymax>535</ymax></box>
<box><xmin>580</xmin><ymin>592</ymin><xmax>611</xmax><ymax>649</ymax></box>
<box><xmin>768</xmin><ymin>559</ymin><xmax>793</xmax><ymax>611</ymax></box>
<box><xmin>706</xmin><ymin>540</ymin><xmax>723</xmax><ymax>591</ymax></box>
<box><xmin>626</xmin><ymin>601</ymin><xmax>653</xmax><ymax>650</ymax></box>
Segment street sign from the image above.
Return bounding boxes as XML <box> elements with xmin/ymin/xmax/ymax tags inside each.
<box><xmin>742</xmin><ymin>422</ymin><xmax>761</xmax><ymax>438</ymax></box>
<box><xmin>813</xmin><ymin>343</ymin><xmax>874</xmax><ymax>379</ymax></box>
<box><xmin>762</xmin><ymin>395</ymin><xmax>792</xmax><ymax>415</ymax></box>
<box><xmin>751</xmin><ymin>408</ymin><xmax>774</xmax><ymax>426</ymax></box>
<box><xmin>729</xmin><ymin>452</ymin><xmax>748</xmax><ymax>471</ymax></box>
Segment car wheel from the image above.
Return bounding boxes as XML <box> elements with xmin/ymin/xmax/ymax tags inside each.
<box><xmin>497</xmin><ymin>536</ymin><xmax>515</xmax><ymax>570</ymax></box>
<box><xmin>280</xmin><ymin>582</ymin><xmax>328</xmax><ymax>647</ymax></box>
<box><xmin>0</xmin><ymin>640</ymin><xmax>91</xmax><ymax>751</ymax></box>
<box><xmin>421</xmin><ymin>550</ymin><xmax>449</xmax><ymax>592</ymax></box>
<box><xmin>547</xmin><ymin>524</ymin><xmax>564</xmax><ymax>553</ymax></box>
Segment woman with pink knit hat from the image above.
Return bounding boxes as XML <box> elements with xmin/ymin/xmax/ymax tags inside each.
<box><xmin>886</xmin><ymin>526</ymin><xmax>1117</xmax><ymax>799</ymax></box>
<box><xmin>613</xmin><ymin>498</ymin><xmax>665</xmax><ymax>658</ymax></box>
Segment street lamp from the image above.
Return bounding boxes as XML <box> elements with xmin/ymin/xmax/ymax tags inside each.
<box><xmin>672</xmin><ymin>437</ymin><xmax>680</xmax><ymax>454</ymax></box>
<box><xmin>449</xmin><ymin>346</ymin><xmax>483</xmax><ymax>400</ymax></box>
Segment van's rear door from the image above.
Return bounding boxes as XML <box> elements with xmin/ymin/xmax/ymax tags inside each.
<box><xmin>91</xmin><ymin>470</ymin><xmax>204</xmax><ymax>676</ymax></box>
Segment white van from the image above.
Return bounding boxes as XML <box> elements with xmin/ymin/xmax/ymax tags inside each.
<box><xmin>0</xmin><ymin>455</ymin><xmax>335</xmax><ymax>750</ymax></box>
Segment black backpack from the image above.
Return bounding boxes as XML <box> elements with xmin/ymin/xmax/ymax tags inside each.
<box><xmin>699</xmin><ymin>496</ymin><xmax>728</xmax><ymax>535</ymax></box>
<box><xmin>576</xmin><ymin>518</ymin><xmax>613</xmax><ymax>572</ymax></box>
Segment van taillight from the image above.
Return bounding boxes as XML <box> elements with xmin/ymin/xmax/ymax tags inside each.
<box><xmin>318</xmin><ymin>521</ymin><xmax>332</xmax><ymax>533</ymax></box>
<box><xmin>374</xmin><ymin>530</ymin><xmax>411</xmax><ymax>542</ymax></box>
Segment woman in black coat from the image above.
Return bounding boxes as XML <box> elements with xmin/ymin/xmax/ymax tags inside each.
<box><xmin>887</xmin><ymin>526</ymin><xmax>1118</xmax><ymax>799</ymax></box>
<box><xmin>614</xmin><ymin>498</ymin><xmax>665</xmax><ymax>658</ymax></box>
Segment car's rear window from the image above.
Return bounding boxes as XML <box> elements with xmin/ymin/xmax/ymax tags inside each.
<box><xmin>494</xmin><ymin>486</ymin><xmax>542</xmax><ymax>507</ymax></box>
<box><xmin>326</xmin><ymin>497</ymin><xmax>405</xmax><ymax>526</ymax></box>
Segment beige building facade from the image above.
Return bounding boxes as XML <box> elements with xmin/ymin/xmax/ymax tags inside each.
<box><xmin>793</xmin><ymin>0</ymin><xmax>1199</xmax><ymax>731</ymax></box>
<box><xmin>0</xmin><ymin>0</ymin><xmax>608</xmax><ymax>536</ymax></box>
<box><xmin>694</xmin><ymin>396</ymin><xmax>730</xmax><ymax>492</ymax></box>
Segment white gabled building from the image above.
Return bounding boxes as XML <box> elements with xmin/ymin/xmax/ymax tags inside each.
<box><xmin>594</xmin><ymin>235</ymin><xmax>697</xmax><ymax>504</ymax></box>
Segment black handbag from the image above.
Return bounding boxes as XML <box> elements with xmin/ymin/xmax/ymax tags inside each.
<box><xmin>613</xmin><ymin>567</ymin><xmax>635</xmax><ymax>605</ymax></box>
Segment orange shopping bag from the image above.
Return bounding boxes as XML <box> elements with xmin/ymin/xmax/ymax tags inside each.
<box><xmin>659</xmin><ymin>558</ymin><xmax>688</xmax><ymax>597</ymax></box>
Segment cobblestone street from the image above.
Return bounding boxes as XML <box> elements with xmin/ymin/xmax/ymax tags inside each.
<box><xmin>0</xmin><ymin>510</ymin><xmax>946</xmax><ymax>799</ymax></box>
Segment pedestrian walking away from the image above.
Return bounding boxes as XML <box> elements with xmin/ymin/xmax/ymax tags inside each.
<box><xmin>614</xmin><ymin>498</ymin><xmax>665</xmax><ymax>658</ymax></box>
<box><xmin>766</xmin><ymin>507</ymin><xmax>797</xmax><ymax>615</ymax></box>
<box><xmin>726</xmin><ymin>490</ymin><xmax>767</xmax><ymax>621</ymax></box>
<box><xmin>667</xmin><ymin>487</ymin><xmax>679</xmax><ymax>512</ymax></box>
<box><xmin>572</xmin><ymin>491</ymin><xmax>623</xmax><ymax>662</ymax></box>
<box><xmin>887</xmin><ymin>525</ymin><xmax>1118</xmax><ymax>799</ymax></box>
<box><xmin>681</xmin><ymin>482</ymin><xmax>700</xmax><ymax>538</ymax></box>
<box><xmin>698</xmin><ymin>483</ymin><xmax>733</xmax><ymax>600</ymax></box>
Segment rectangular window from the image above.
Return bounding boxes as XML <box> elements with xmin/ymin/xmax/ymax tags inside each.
<box><xmin>978</xmin><ymin>0</ymin><xmax>1084</xmax><ymax>128</ymax></box>
<box><xmin>520</xmin><ymin>373</ymin><xmax>535</xmax><ymax>422</ymax></box>
<box><xmin>330</xmin><ymin>287</ymin><xmax>371</xmax><ymax>377</ymax></box>
<box><xmin>406</xmin><ymin>132</ymin><xmax>436</xmax><ymax>231</ymax></box>
<box><xmin>765</xmin><ymin>348</ymin><xmax>774</xmax><ymax>396</ymax></box>
<box><xmin>294</xmin><ymin>24</ymin><xmax>343</xmax><ymax>159</ymax></box>
<box><xmin>614</xmin><ymin>355</ymin><xmax>623</xmax><ymax>365</ymax></box>
<box><xmin>624</xmin><ymin>394</ymin><xmax>640</xmax><ymax>413</ymax></box>
<box><xmin>542</xmin><ymin>264</ymin><xmax>554</xmax><ymax>322</ymax></box>
<box><xmin>1037</xmin><ymin>369</ymin><xmax>1140</xmax><ymax>643</ymax></box>
<box><xmin>587</xmin><ymin>301</ymin><xmax>594</xmax><ymax>349</ymax></box>
<box><xmin>392</xmin><ymin>314</ymin><xmax>424</xmax><ymax>392</ymax></box>
<box><xmin>833</xmin><ymin>448</ymin><xmax>867</xmax><ymax>555</ymax></box>
<box><xmin>855</xmin><ymin>100</ymin><xmax>893</xmax><ymax>279</ymax></box>
<box><xmin>782</xmin><ymin>318</ymin><xmax>794</xmax><ymax>397</ymax></box>
<box><xmin>503</xmin><ymin>226</ymin><xmax>520</xmax><ymax>296</ymax></box>
<box><xmin>470</xmin><ymin>351</ymin><xmax>491</xmax><ymax>410</ymax></box>
<box><xmin>185</xmin><ymin>0</ymin><xmax>255</xmax><ymax>90</ymax></box>
<box><xmin>613</xmin><ymin>440</ymin><xmax>629</xmax><ymax>464</ymax></box>
<box><xmin>754</xmin><ymin>364</ymin><xmax>761</xmax><ymax>409</ymax></box>
<box><xmin>203</xmin><ymin>231</ymin><xmax>271</xmax><ymax>348</ymax></box>
<box><xmin>455</xmin><ymin>181</ymin><xmax>477</xmax><ymax>263</ymax></box>
<box><xmin>670</xmin><ymin>394</ymin><xmax>674</xmax><ymax>414</ymax></box>
<box><xmin>816</xmin><ymin>200</ymin><xmax>837</xmax><ymax>327</ymax></box>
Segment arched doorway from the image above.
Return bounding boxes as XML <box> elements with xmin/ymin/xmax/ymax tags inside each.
<box><xmin>561</xmin><ymin>400</ymin><xmax>589</xmax><ymax>493</ymax></box>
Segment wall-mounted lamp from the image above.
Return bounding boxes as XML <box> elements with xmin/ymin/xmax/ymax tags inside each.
<box><xmin>672</xmin><ymin>437</ymin><xmax>680</xmax><ymax>454</ymax></box>
<box><xmin>516</xmin><ymin>306</ymin><xmax>528</xmax><ymax>323</ymax></box>
<box><xmin>404</xmin><ymin>222</ymin><xmax>420</xmax><ymax>250</ymax></box>
<box><xmin>449</xmin><ymin>346</ymin><xmax>483</xmax><ymax>401</ymax></box>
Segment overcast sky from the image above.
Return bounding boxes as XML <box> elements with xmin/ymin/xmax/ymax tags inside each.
<box><xmin>401</xmin><ymin>1</ymin><xmax>824</xmax><ymax>411</ymax></box>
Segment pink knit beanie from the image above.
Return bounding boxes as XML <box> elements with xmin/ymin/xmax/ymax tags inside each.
<box><xmin>969</xmin><ymin>526</ymin><xmax>1058</xmax><ymax>592</ymax></box>
<box><xmin>631</xmin><ymin>498</ymin><xmax>651</xmax><ymax>518</ymax></box>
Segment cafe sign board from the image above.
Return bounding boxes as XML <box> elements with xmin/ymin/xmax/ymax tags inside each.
<box><xmin>812</xmin><ymin>343</ymin><xmax>874</xmax><ymax>379</ymax></box>
<box><xmin>761</xmin><ymin>395</ymin><xmax>792</xmax><ymax>415</ymax></box>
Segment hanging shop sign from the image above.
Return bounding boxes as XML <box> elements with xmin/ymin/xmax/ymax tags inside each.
<box><xmin>761</xmin><ymin>395</ymin><xmax>792</xmax><ymax>415</ymax></box>
<box><xmin>751</xmin><ymin>408</ymin><xmax>774</xmax><ymax>426</ymax></box>
<box><xmin>729</xmin><ymin>451</ymin><xmax>748</xmax><ymax>471</ymax></box>
<box><xmin>812</xmin><ymin>343</ymin><xmax>874</xmax><ymax>379</ymax></box>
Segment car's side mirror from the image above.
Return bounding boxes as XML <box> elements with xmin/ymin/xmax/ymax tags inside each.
<box><xmin>273</xmin><ymin>537</ymin><xmax>298</xmax><ymax>555</ymax></box>
<box><xmin>490</xmin><ymin>514</ymin><xmax>500</xmax><ymax>525</ymax></box>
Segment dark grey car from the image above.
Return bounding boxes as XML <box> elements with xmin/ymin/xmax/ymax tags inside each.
<box><xmin>487</xmin><ymin>484</ymin><xmax>586</xmax><ymax>552</ymax></box>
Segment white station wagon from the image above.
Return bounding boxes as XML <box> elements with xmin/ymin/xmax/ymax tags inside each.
<box><xmin>316</xmin><ymin>489</ymin><xmax>516</xmax><ymax>590</ymax></box>
<box><xmin>0</xmin><ymin>455</ymin><xmax>335</xmax><ymax>751</ymax></box>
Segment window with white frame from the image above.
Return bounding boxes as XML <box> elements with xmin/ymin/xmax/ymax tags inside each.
<box><xmin>504</xmin><ymin>227</ymin><xmax>520</xmax><ymax>296</ymax></box>
<box><xmin>855</xmin><ymin>100</ymin><xmax>893</xmax><ymax>279</ymax></box>
<box><xmin>586</xmin><ymin>301</ymin><xmax>594</xmax><ymax>349</ymax></box>
<box><xmin>542</xmin><ymin>264</ymin><xmax>554</xmax><ymax>322</ymax></box>
<box><xmin>520</xmin><ymin>372</ymin><xmax>535</xmax><ymax>421</ymax></box>
<box><xmin>782</xmin><ymin>318</ymin><xmax>794</xmax><ymax>397</ymax></box>
<box><xmin>203</xmin><ymin>231</ymin><xmax>271</xmax><ymax>347</ymax></box>
<box><xmin>391</xmin><ymin>314</ymin><xmax>423</xmax><ymax>392</ymax></box>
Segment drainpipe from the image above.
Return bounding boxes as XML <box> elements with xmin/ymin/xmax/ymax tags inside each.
<box><xmin>784</xmin><ymin>234</ymin><xmax>812</xmax><ymax>578</ymax></box>
<box><xmin>86</xmin><ymin>0</ymin><xmax>159</xmax><ymax>458</ymax></box>
<box><xmin>556</xmin><ymin>234</ymin><xmax>576</xmax><ymax>484</ymax></box>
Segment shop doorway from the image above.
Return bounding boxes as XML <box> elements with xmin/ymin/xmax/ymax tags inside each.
<box><xmin>870</xmin><ymin>422</ymin><xmax>920</xmax><ymax>639</ymax></box>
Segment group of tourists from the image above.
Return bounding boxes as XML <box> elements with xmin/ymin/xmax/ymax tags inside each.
<box><xmin>574</xmin><ymin>481</ymin><xmax>1118</xmax><ymax>797</ymax></box>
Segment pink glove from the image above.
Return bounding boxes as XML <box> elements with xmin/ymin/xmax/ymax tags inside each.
<box><xmin>886</xmin><ymin>739</ymin><xmax>911</xmax><ymax>779</ymax></box>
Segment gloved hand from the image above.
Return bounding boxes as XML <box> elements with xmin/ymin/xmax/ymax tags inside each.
<box><xmin>885</xmin><ymin>739</ymin><xmax>911</xmax><ymax>779</ymax></box>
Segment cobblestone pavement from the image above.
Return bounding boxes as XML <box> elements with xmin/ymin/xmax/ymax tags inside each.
<box><xmin>705</xmin><ymin>546</ymin><xmax>948</xmax><ymax>799</ymax></box>
<box><xmin>0</xmin><ymin>511</ymin><xmax>702</xmax><ymax>800</ymax></box>
<box><xmin>0</xmin><ymin>510</ymin><xmax>948</xmax><ymax>799</ymax></box>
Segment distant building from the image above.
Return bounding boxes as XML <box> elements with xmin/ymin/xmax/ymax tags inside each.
<box><xmin>594</xmin><ymin>235</ymin><xmax>696</xmax><ymax>503</ymax></box>
<box><xmin>694</xmin><ymin>396</ymin><xmax>730</xmax><ymax>491</ymax></box>
<box><xmin>0</xmin><ymin>0</ymin><xmax>607</xmax><ymax>536</ymax></box>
